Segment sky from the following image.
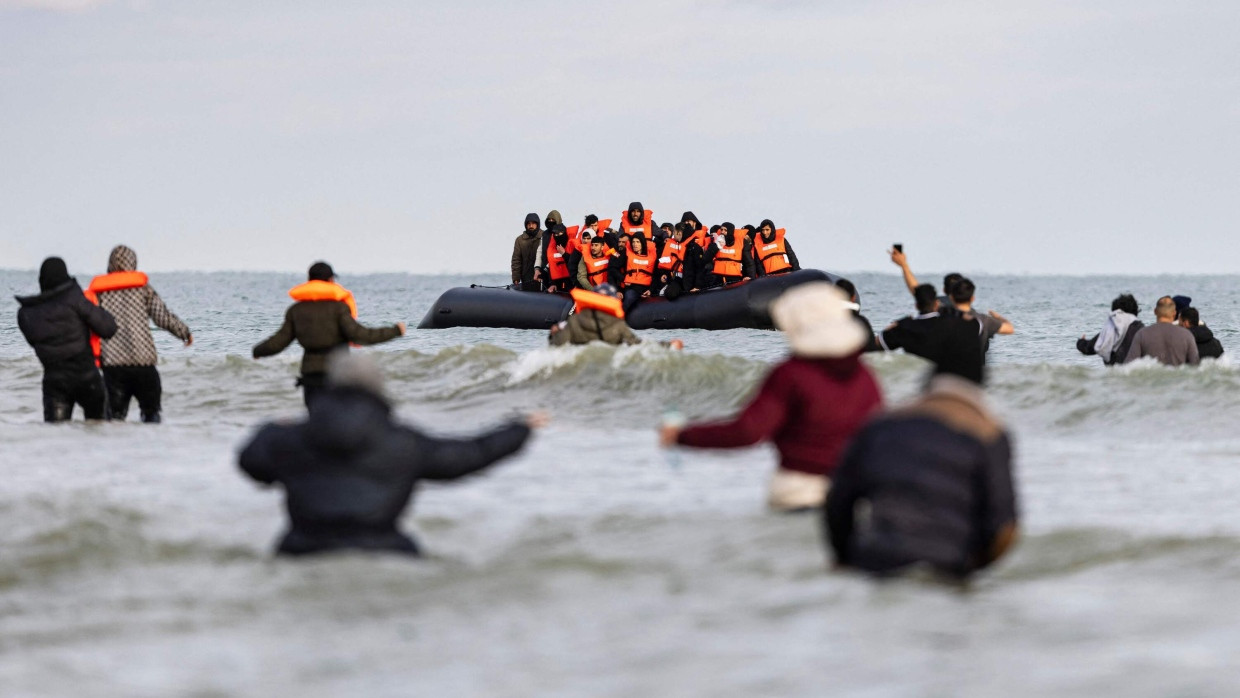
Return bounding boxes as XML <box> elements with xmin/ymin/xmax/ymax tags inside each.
<box><xmin>1</xmin><ymin>0</ymin><xmax>1238</xmax><ymax>276</ymax></box>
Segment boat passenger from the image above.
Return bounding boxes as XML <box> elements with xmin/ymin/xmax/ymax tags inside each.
<box><xmin>660</xmin><ymin>283</ymin><xmax>880</xmax><ymax>511</ymax></box>
<box><xmin>252</xmin><ymin>262</ymin><xmax>405</xmax><ymax>408</ymax></box>
<box><xmin>1123</xmin><ymin>296</ymin><xmax>1199</xmax><ymax>367</ymax></box>
<box><xmin>542</xmin><ymin>224</ymin><xmax>573</xmax><ymax>293</ymax></box>
<box><xmin>1179</xmin><ymin>307</ymin><xmax>1224</xmax><ymax>359</ymax></box>
<box><xmin>654</xmin><ymin>223</ymin><xmax>688</xmax><ymax>298</ymax></box>
<box><xmin>511</xmin><ymin>213</ymin><xmax>542</xmax><ymax>292</ymax></box>
<box><xmin>1077</xmin><ymin>293</ymin><xmax>1144</xmax><ymax>366</ymax></box>
<box><xmin>703</xmin><ymin>222</ymin><xmax>756</xmax><ymax>287</ymax></box>
<box><xmin>576</xmin><ymin>236</ymin><xmax>616</xmax><ymax>291</ymax></box>
<box><xmin>15</xmin><ymin>257</ymin><xmax>118</xmax><ymax>422</ymax></box>
<box><xmin>620</xmin><ymin>235</ymin><xmax>655</xmax><ymax>314</ymax></box>
<box><xmin>753</xmin><ymin>219</ymin><xmax>801</xmax><ymax>277</ymax></box>
<box><xmin>680</xmin><ymin>211</ymin><xmax>708</xmax><ymax>248</ymax></box>
<box><xmin>239</xmin><ymin>352</ymin><xmax>543</xmax><ymax>557</ymax></box>
<box><xmin>620</xmin><ymin>201</ymin><xmax>654</xmax><ymax>240</ymax></box>
<box><xmin>533</xmin><ymin>209</ymin><xmax>564</xmax><ymax>289</ymax></box>
<box><xmin>88</xmin><ymin>244</ymin><xmax>193</xmax><ymax>423</ymax></box>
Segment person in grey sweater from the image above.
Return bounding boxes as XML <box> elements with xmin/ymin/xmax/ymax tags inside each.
<box><xmin>1124</xmin><ymin>296</ymin><xmax>1199</xmax><ymax>366</ymax></box>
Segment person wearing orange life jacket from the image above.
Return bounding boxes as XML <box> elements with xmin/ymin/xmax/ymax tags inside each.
<box><xmin>619</xmin><ymin>201</ymin><xmax>654</xmax><ymax>241</ymax></box>
<box><xmin>533</xmin><ymin>209</ymin><xmax>564</xmax><ymax>289</ymax></box>
<box><xmin>619</xmin><ymin>235</ymin><xmax>656</xmax><ymax>314</ymax></box>
<box><xmin>576</xmin><ymin>236</ymin><xmax>617</xmax><ymax>291</ymax></box>
<box><xmin>542</xmin><ymin>225</ymin><xmax>573</xmax><ymax>293</ymax></box>
<box><xmin>87</xmin><ymin>245</ymin><xmax>193</xmax><ymax>423</ymax></box>
<box><xmin>752</xmin><ymin>219</ymin><xmax>802</xmax><ymax>278</ymax></box>
<box><xmin>253</xmin><ymin>261</ymin><xmax>405</xmax><ymax>409</ymax></box>
<box><xmin>704</xmin><ymin>222</ymin><xmax>756</xmax><ymax>288</ymax></box>
<box><xmin>549</xmin><ymin>283</ymin><xmax>684</xmax><ymax>349</ymax></box>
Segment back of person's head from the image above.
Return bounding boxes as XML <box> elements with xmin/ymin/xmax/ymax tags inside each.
<box><xmin>326</xmin><ymin>351</ymin><xmax>387</xmax><ymax>401</ymax></box>
<box><xmin>914</xmin><ymin>284</ymin><xmax>939</xmax><ymax>314</ymax></box>
<box><xmin>1180</xmin><ymin>307</ymin><xmax>1200</xmax><ymax>327</ymax></box>
<box><xmin>593</xmin><ymin>282</ymin><xmax>619</xmax><ymax>298</ymax></box>
<box><xmin>949</xmin><ymin>277</ymin><xmax>976</xmax><ymax>305</ymax></box>
<box><xmin>1172</xmin><ymin>295</ymin><xmax>1192</xmax><ymax>317</ymax></box>
<box><xmin>308</xmin><ymin>261</ymin><xmax>334</xmax><ymax>281</ymax></box>
<box><xmin>680</xmin><ymin>211</ymin><xmax>700</xmax><ymax>226</ymax></box>
<box><xmin>943</xmin><ymin>273</ymin><xmax>963</xmax><ymax>295</ymax></box>
<box><xmin>585</xmin><ymin>214</ymin><xmax>599</xmax><ymax>226</ymax></box>
<box><xmin>709</xmin><ymin>224</ymin><xmax>721</xmax><ymax>235</ymax></box>
<box><xmin>834</xmin><ymin>278</ymin><xmax>859</xmax><ymax>303</ymax></box>
<box><xmin>38</xmin><ymin>257</ymin><xmax>71</xmax><ymax>292</ymax></box>
<box><xmin>1154</xmin><ymin>296</ymin><xmax>1177</xmax><ymax>320</ymax></box>
<box><xmin>1111</xmin><ymin>293</ymin><xmax>1139</xmax><ymax>315</ymax></box>
<box><xmin>107</xmin><ymin>244</ymin><xmax>138</xmax><ymax>273</ymax></box>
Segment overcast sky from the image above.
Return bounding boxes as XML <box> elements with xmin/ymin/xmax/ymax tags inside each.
<box><xmin>2</xmin><ymin>0</ymin><xmax>1237</xmax><ymax>276</ymax></box>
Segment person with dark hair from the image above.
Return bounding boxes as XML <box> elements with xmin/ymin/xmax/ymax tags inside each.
<box><xmin>947</xmin><ymin>277</ymin><xmax>1014</xmax><ymax>358</ymax></box>
<box><xmin>620</xmin><ymin>201</ymin><xmax>654</xmax><ymax>240</ymax></box>
<box><xmin>16</xmin><ymin>257</ymin><xmax>118</xmax><ymax>422</ymax></box>
<box><xmin>511</xmin><ymin>213</ymin><xmax>542</xmax><ymax>291</ymax></box>
<box><xmin>825</xmin><ymin>360</ymin><xmax>1018</xmax><ymax>580</ymax></box>
<box><xmin>576</xmin><ymin>235</ymin><xmax>615</xmax><ymax>290</ymax></box>
<box><xmin>1077</xmin><ymin>293</ymin><xmax>1144</xmax><ymax>366</ymax></box>
<box><xmin>703</xmin><ymin>222</ymin><xmax>756</xmax><ymax>287</ymax></box>
<box><xmin>1172</xmin><ymin>295</ymin><xmax>1192</xmax><ymax>320</ymax></box>
<box><xmin>87</xmin><ymin>245</ymin><xmax>193</xmax><ymax>423</ymax></box>
<box><xmin>239</xmin><ymin>352</ymin><xmax>544</xmax><ymax>557</ymax></box>
<box><xmin>890</xmin><ymin>248</ymin><xmax>962</xmax><ymax>312</ymax></box>
<box><xmin>876</xmin><ymin>284</ymin><xmax>985</xmax><ymax>384</ymax></box>
<box><xmin>1124</xmin><ymin>296</ymin><xmax>1199</xmax><ymax>366</ymax></box>
<box><xmin>533</xmin><ymin>210</ymin><xmax>564</xmax><ymax>287</ymax></box>
<box><xmin>541</xmin><ymin>224</ymin><xmax>573</xmax><ymax>293</ymax></box>
<box><xmin>753</xmin><ymin>219</ymin><xmax>801</xmax><ymax>277</ymax></box>
<box><xmin>619</xmin><ymin>234</ymin><xmax>655</xmax><ymax>314</ymax></box>
<box><xmin>252</xmin><ymin>262</ymin><xmax>405</xmax><ymax>408</ymax></box>
<box><xmin>1179</xmin><ymin>308</ymin><xmax>1224</xmax><ymax>359</ymax></box>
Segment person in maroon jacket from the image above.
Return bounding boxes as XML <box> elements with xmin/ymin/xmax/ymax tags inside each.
<box><xmin>659</xmin><ymin>283</ymin><xmax>882</xmax><ymax>511</ymax></box>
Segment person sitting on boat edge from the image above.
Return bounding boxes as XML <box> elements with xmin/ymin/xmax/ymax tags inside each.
<box><xmin>1077</xmin><ymin>293</ymin><xmax>1144</xmax><ymax>366</ymax></box>
<box><xmin>659</xmin><ymin>283</ymin><xmax>881</xmax><ymax>512</ymax></box>
<box><xmin>252</xmin><ymin>261</ymin><xmax>405</xmax><ymax>409</ymax></box>
<box><xmin>549</xmin><ymin>283</ymin><xmax>682</xmax><ymax>349</ymax></box>
<box><xmin>1179</xmin><ymin>307</ymin><xmax>1224</xmax><ymax>360</ymax></box>
<box><xmin>704</xmin><ymin>222</ymin><xmax>756</xmax><ymax>288</ymax></box>
<box><xmin>752</xmin><ymin>219</ymin><xmax>801</xmax><ymax>278</ymax></box>
<box><xmin>239</xmin><ymin>351</ymin><xmax>546</xmax><ymax>557</ymax></box>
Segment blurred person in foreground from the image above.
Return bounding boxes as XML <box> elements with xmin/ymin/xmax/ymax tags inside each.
<box><xmin>239</xmin><ymin>352</ymin><xmax>546</xmax><ymax>557</ymax></box>
<box><xmin>659</xmin><ymin>283</ymin><xmax>882</xmax><ymax>512</ymax></box>
<box><xmin>825</xmin><ymin>357</ymin><xmax>1019</xmax><ymax>580</ymax></box>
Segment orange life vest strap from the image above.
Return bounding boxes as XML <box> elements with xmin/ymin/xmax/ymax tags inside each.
<box><xmin>289</xmin><ymin>280</ymin><xmax>358</xmax><ymax>319</ymax></box>
<box><xmin>570</xmin><ymin>288</ymin><xmax>624</xmax><ymax>319</ymax></box>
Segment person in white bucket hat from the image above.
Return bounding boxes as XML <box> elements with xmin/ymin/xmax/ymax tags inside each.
<box><xmin>659</xmin><ymin>283</ymin><xmax>883</xmax><ymax>512</ymax></box>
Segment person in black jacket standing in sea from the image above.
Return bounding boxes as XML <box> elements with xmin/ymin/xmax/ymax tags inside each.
<box><xmin>16</xmin><ymin>257</ymin><xmax>118</xmax><ymax>422</ymax></box>
<box><xmin>238</xmin><ymin>352</ymin><xmax>547</xmax><ymax>556</ymax></box>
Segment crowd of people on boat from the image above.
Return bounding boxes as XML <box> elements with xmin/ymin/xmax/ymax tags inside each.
<box><xmin>512</xmin><ymin>202</ymin><xmax>801</xmax><ymax>312</ymax></box>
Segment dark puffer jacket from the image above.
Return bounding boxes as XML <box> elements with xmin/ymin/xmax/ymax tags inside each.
<box><xmin>1188</xmin><ymin>325</ymin><xmax>1224</xmax><ymax>360</ymax></box>
<box><xmin>16</xmin><ymin>280</ymin><xmax>117</xmax><ymax>374</ymax></box>
<box><xmin>238</xmin><ymin>387</ymin><xmax>532</xmax><ymax>555</ymax></box>
<box><xmin>252</xmin><ymin>302</ymin><xmax>402</xmax><ymax>376</ymax></box>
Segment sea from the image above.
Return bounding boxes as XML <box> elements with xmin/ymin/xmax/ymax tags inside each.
<box><xmin>2</xmin><ymin>269</ymin><xmax>1240</xmax><ymax>697</ymax></box>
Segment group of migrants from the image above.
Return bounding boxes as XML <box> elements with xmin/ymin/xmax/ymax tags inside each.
<box><xmin>1077</xmin><ymin>293</ymin><xmax>1223</xmax><ymax>366</ymax></box>
<box><xmin>512</xmin><ymin>202</ymin><xmax>801</xmax><ymax>313</ymax></box>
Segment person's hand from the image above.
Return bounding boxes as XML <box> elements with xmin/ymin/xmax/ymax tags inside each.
<box><xmin>546</xmin><ymin>285</ymin><xmax>557</xmax><ymax>293</ymax></box>
<box><xmin>641</xmin><ymin>290</ymin><xmax>650</xmax><ymax>298</ymax></box>
<box><xmin>658</xmin><ymin>424</ymin><xmax>681</xmax><ymax>448</ymax></box>
<box><xmin>741</xmin><ymin>277</ymin><xmax>751</xmax><ymax>282</ymax></box>
<box><xmin>533</xmin><ymin>268</ymin><xmax>543</xmax><ymax>281</ymax></box>
<box><xmin>525</xmin><ymin>411</ymin><xmax>551</xmax><ymax>429</ymax></box>
<box><xmin>184</xmin><ymin>334</ymin><xmax>193</xmax><ymax>347</ymax></box>
<box><xmin>889</xmin><ymin>248</ymin><xmax>907</xmax><ymax>267</ymax></box>
<box><xmin>670</xmin><ymin>339</ymin><xmax>684</xmax><ymax>351</ymax></box>
<box><xmin>549</xmin><ymin>323</ymin><xmax>561</xmax><ymax>335</ymax></box>
<box><xmin>988</xmin><ymin>310</ymin><xmax>1005</xmax><ymax>320</ymax></box>
<box><xmin>396</xmin><ymin>322</ymin><xmax>407</xmax><ymax>336</ymax></box>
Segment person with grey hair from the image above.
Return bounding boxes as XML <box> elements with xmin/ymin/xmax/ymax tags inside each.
<box><xmin>238</xmin><ymin>352</ymin><xmax>547</xmax><ymax>556</ymax></box>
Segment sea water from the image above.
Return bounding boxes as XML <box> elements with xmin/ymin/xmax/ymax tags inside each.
<box><xmin>2</xmin><ymin>269</ymin><xmax>1240</xmax><ymax>697</ymax></box>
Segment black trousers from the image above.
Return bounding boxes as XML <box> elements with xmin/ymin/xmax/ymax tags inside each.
<box><xmin>623</xmin><ymin>285</ymin><xmax>649</xmax><ymax>315</ymax></box>
<box><xmin>103</xmin><ymin>365</ymin><xmax>163</xmax><ymax>423</ymax></box>
<box><xmin>43</xmin><ymin>368</ymin><xmax>107</xmax><ymax>423</ymax></box>
<box><xmin>298</xmin><ymin>372</ymin><xmax>328</xmax><ymax>410</ymax></box>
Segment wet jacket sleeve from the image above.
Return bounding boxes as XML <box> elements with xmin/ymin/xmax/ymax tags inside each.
<box><xmin>975</xmin><ymin>432</ymin><xmax>1017</xmax><ymax>569</ymax></box>
<box><xmin>147</xmin><ymin>287</ymin><xmax>191</xmax><ymax>341</ymax></box>
<box><xmin>238</xmin><ymin>423</ymin><xmax>285</xmax><ymax>485</ymax></box>
<box><xmin>824</xmin><ymin>429</ymin><xmax>869</xmax><ymax>565</ymax></box>
<box><xmin>416</xmin><ymin>422</ymin><xmax>532</xmax><ymax>481</ymax></box>
<box><xmin>677</xmin><ymin>368</ymin><xmax>789</xmax><ymax>448</ymax></box>
<box><xmin>785</xmin><ymin>240</ymin><xmax>801</xmax><ymax>271</ymax></box>
<box><xmin>338</xmin><ymin>306</ymin><xmax>402</xmax><ymax>346</ymax></box>
<box><xmin>252</xmin><ymin>308</ymin><xmax>296</xmax><ymax>358</ymax></box>
<box><xmin>76</xmin><ymin>293</ymin><xmax>118</xmax><ymax>339</ymax></box>
<box><xmin>1076</xmin><ymin>333</ymin><xmax>1099</xmax><ymax>356</ymax></box>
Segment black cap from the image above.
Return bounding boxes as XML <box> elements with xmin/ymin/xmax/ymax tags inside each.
<box><xmin>308</xmin><ymin>261</ymin><xmax>334</xmax><ymax>281</ymax></box>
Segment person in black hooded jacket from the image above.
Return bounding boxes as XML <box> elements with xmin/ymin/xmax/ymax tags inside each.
<box><xmin>16</xmin><ymin>257</ymin><xmax>118</xmax><ymax>422</ymax></box>
<box><xmin>511</xmin><ymin>213</ymin><xmax>542</xmax><ymax>291</ymax></box>
<box><xmin>702</xmin><ymin>222</ymin><xmax>756</xmax><ymax>287</ymax></box>
<box><xmin>752</xmin><ymin>219</ymin><xmax>801</xmax><ymax>277</ymax></box>
<box><xmin>1179</xmin><ymin>307</ymin><xmax>1224</xmax><ymax>359</ymax></box>
<box><xmin>239</xmin><ymin>352</ymin><xmax>544</xmax><ymax>556</ymax></box>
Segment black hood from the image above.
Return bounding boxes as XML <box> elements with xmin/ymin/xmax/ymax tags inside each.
<box><xmin>16</xmin><ymin>278</ymin><xmax>81</xmax><ymax>307</ymax></box>
<box><xmin>305</xmin><ymin>388</ymin><xmax>393</xmax><ymax>455</ymax></box>
<box><xmin>626</xmin><ymin>202</ymin><xmax>644</xmax><ymax>223</ymax></box>
<box><xmin>719</xmin><ymin>222</ymin><xmax>736</xmax><ymax>245</ymax></box>
<box><xmin>523</xmin><ymin>212</ymin><xmax>541</xmax><ymax>236</ymax></box>
<box><xmin>39</xmin><ymin>257</ymin><xmax>71</xmax><ymax>292</ymax></box>
<box><xmin>680</xmin><ymin>211</ymin><xmax>702</xmax><ymax>229</ymax></box>
<box><xmin>551</xmin><ymin>224</ymin><xmax>568</xmax><ymax>247</ymax></box>
<box><xmin>1188</xmin><ymin>325</ymin><xmax>1216</xmax><ymax>344</ymax></box>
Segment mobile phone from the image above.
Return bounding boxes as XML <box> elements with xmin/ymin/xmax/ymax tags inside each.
<box><xmin>893</xmin><ymin>243</ymin><xmax>903</xmax><ymax>253</ymax></box>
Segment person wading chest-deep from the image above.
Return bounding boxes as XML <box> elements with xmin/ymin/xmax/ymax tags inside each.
<box><xmin>252</xmin><ymin>261</ymin><xmax>405</xmax><ymax>408</ymax></box>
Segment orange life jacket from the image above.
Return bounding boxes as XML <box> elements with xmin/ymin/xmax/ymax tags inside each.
<box><xmin>84</xmin><ymin>271</ymin><xmax>149</xmax><ymax>364</ymax></box>
<box><xmin>658</xmin><ymin>239</ymin><xmax>685</xmax><ymax>272</ymax></box>
<box><xmin>624</xmin><ymin>246</ymin><xmax>655</xmax><ymax>287</ymax></box>
<box><xmin>570</xmin><ymin>288</ymin><xmax>624</xmax><ymax>318</ymax></box>
<box><xmin>620</xmin><ymin>209</ymin><xmax>654</xmax><ymax>240</ymax></box>
<box><xmin>289</xmin><ymin>280</ymin><xmax>358</xmax><ymax>318</ymax></box>
<box><xmin>581</xmin><ymin>247</ymin><xmax>612</xmax><ymax>287</ymax></box>
<box><xmin>755</xmin><ymin>229</ymin><xmax>792</xmax><ymax>274</ymax></box>
<box><xmin>712</xmin><ymin>239</ymin><xmax>745</xmax><ymax>278</ymax></box>
<box><xmin>545</xmin><ymin>237</ymin><xmax>570</xmax><ymax>281</ymax></box>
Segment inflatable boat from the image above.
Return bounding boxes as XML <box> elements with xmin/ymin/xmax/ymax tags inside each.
<box><xmin>418</xmin><ymin>269</ymin><xmax>840</xmax><ymax>331</ymax></box>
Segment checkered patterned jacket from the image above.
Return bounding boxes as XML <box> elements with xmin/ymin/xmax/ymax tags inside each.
<box><xmin>95</xmin><ymin>245</ymin><xmax>191</xmax><ymax>367</ymax></box>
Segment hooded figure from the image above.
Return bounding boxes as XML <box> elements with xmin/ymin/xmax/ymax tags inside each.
<box><xmin>512</xmin><ymin>212</ymin><xmax>542</xmax><ymax>291</ymax></box>
<box><xmin>16</xmin><ymin>257</ymin><xmax>118</xmax><ymax>422</ymax></box>
<box><xmin>239</xmin><ymin>352</ymin><xmax>535</xmax><ymax>556</ymax></box>
<box><xmin>663</xmin><ymin>284</ymin><xmax>882</xmax><ymax>511</ymax></box>
<box><xmin>752</xmin><ymin>218</ymin><xmax>801</xmax><ymax>277</ymax></box>
<box><xmin>86</xmin><ymin>245</ymin><xmax>193</xmax><ymax>423</ymax></box>
<box><xmin>703</xmin><ymin>222</ymin><xmax>756</xmax><ymax>286</ymax></box>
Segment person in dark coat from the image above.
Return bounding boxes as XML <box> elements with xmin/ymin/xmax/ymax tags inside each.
<box><xmin>1178</xmin><ymin>307</ymin><xmax>1224</xmax><ymax>359</ymax></box>
<box><xmin>825</xmin><ymin>366</ymin><xmax>1019</xmax><ymax>580</ymax></box>
<box><xmin>252</xmin><ymin>262</ymin><xmax>404</xmax><ymax>408</ymax></box>
<box><xmin>239</xmin><ymin>353</ymin><xmax>544</xmax><ymax>556</ymax></box>
<box><xmin>511</xmin><ymin>213</ymin><xmax>542</xmax><ymax>291</ymax></box>
<box><xmin>1077</xmin><ymin>293</ymin><xmax>1144</xmax><ymax>366</ymax></box>
<box><xmin>702</xmin><ymin>222</ymin><xmax>756</xmax><ymax>287</ymax></box>
<box><xmin>16</xmin><ymin>257</ymin><xmax>118</xmax><ymax>422</ymax></box>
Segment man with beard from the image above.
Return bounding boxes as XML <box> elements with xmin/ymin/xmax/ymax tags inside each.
<box><xmin>511</xmin><ymin>212</ymin><xmax>542</xmax><ymax>291</ymax></box>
